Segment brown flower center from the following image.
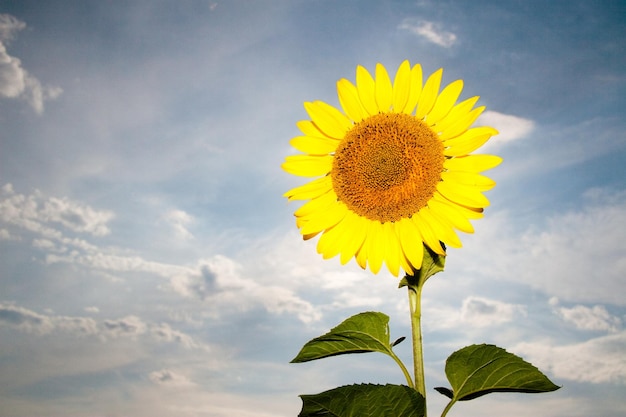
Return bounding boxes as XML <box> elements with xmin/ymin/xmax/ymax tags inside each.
<box><xmin>331</xmin><ymin>112</ymin><xmax>444</xmax><ymax>223</ymax></box>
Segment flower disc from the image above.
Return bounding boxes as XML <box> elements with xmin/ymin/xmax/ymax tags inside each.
<box><xmin>332</xmin><ymin>113</ymin><xmax>444</xmax><ymax>223</ymax></box>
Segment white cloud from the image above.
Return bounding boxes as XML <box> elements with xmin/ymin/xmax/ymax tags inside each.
<box><xmin>151</xmin><ymin>322</ymin><xmax>200</xmax><ymax>349</ymax></box>
<box><xmin>165</xmin><ymin>209</ymin><xmax>194</xmax><ymax>240</ymax></box>
<box><xmin>0</xmin><ymin>14</ymin><xmax>25</xmax><ymax>40</ymax></box>
<box><xmin>0</xmin><ymin>303</ymin><xmax>98</xmax><ymax>335</ymax></box>
<box><xmin>477</xmin><ymin>111</ymin><xmax>535</xmax><ymax>150</ymax></box>
<box><xmin>398</xmin><ymin>19</ymin><xmax>457</xmax><ymax>47</ymax></box>
<box><xmin>0</xmin><ymin>14</ymin><xmax>62</xmax><ymax>113</ymax></box>
<box><xmin>460</xmin><ymin>296</ymin><xmax>527</xmax><ymax>327</ymax></box>
<box><xmin>514</xmin><ymin>331</ymin><xmax>626</xmax><ymax>384</ymax></box>
<box><xmin>0</xmin><ymin>184</ymin><xmax>114</xmax><ymax>237</ymax></box>
<box><xmin>0</xmin><ymin>303</ymin><xmax>206</xmax><ymax>350</ymax></box>
<box><xmin>0</xmin><ymin>228</ymin><xmax>11</xmax><ymax>240</ymax></box>
<box><xmin>149</xmin><ymin>369</ymin><xmax>196</xmax><ymax>387</ymax></box>
<box><xmin>102</xmin><ymin>315</ymin><xmax>147</xmax><ymax>338</ymax></box>
<box><xmin>459</xmin><ymin>188</ymin><xmax>626</xmax><ymax>306</ymax></box>
<box><xmin>555</xmin><ymin>304</ymin><xmax>622</xmax><ymax>333</ymax></box>
<box><xmin>169</xmin><ymin>254</ymin><xmax>322</xmax><ymax>324</ymax></box>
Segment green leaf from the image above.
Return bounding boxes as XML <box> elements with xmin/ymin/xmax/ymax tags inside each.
<box><xmin>299</xmin><ymin>384</ymin><xmax>425</xmax><ymax>417</ymax></box>
<box><xmin>439</xmin><ymin>344</ymin><xmax>560</xmax><ymax>402</ymax></box>
<box><xmin>291</xmin><ymin>312</ymin><xmax>393</xmax><ymax>363</ymax></box>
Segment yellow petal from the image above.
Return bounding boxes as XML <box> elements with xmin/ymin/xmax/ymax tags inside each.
<box><xmin>294</xmin><ymin>190</ymin><xmax>336</xmax><ymax>217</ymax></box>
<box><xmin>366</xmin><ymin>220</ymin><xmax>384</xmax><ymax>274</ymax></box>
<box><xmin>356</xmin><ymin>65</ymin><xmax>379</xmax><ymax>115</ymax></box>
<box><xmin>435</xmin><ymin>191</ymin><xmax>484</xmax><ymax>220</ymax></box>
<box><xmin>355</xmin><ymin>222</ymin><xmax>370</xmax><ymax>269</ymax></box>
<box><xmin>283</xmin><ymin>176</ymin><xmax>333</xmax><ymax>201</ymax></box>
<box><xmin>297</xmin><ymin>120</ymin><xmax>329</xmax><ymax>138</ymax></box>
<box><xmin>282</xmin><ymin>155</ymin><xmax>333</xmax><ymax>177</ymax></box>
<box><xmin>339</xmin><ymin>212</ymin><xmax>368</xmax><ymax>265</ymax></box>
<box><xmin>381</xmin><ymin>221</ymin><xmax>401</xmax><ymax>276</ymax></box>
<box><xmin>403</xmin><ymin>63</ymin><xmax>423</xmax><ymax>115</ymax></box>
<box><xmin>432</xmin><ymin>96</ymin><xmax>479</xmax><ymax>134</ymax></box>
<box><xmin>290</xmin><ymin>135</ymin><xmax>339</xmax><ymax>155</ymax></box>
<box><xmin>316</xmin><ymin>206</ymin><xmax>354</xmax><ymax>259</ymax></box>
<box><xmin>428</xmin><ymin>196</ymin><xmax>475</xmax><ymax>233</ymax></box>
<box><xmin>438</xmin><ymin>106</ymin><xmax>485</xmax><ymax>141</ymax></box>
<box><xmin>397</xmin><ymin>217</ymin><xmax>424</xmax><ymax>271</ymax></box>
<box><xmin>412</xmin><ymin>211</ymin><xmax>445</xmax><ymax>255</ymax></box>
<box><xmin>304</xmin><ymin>101</ymin><xmax>352</xmax><ymax>140</ymax></box>
<box><xmin>443</xmin><ymin>127</ymin><xmax>498</xmax><ymax>157</ymax></box>
<box><xmin>302</xmin><ymin>231</ymin><xmax>320</xmax><ymax>241</ymax></box>
<box><xmin>416</xmin><ymin>68</ymin><xmax>443</xmax><ymax>119</ymax></box>
<box><xmin>375</xmin><ymin>63</ymin><xmax>393</xmax><ymax>112</ymax></box>
<box><xmin>392</xmin><ymin>60</ymin><xmax>411</xmax><ymax>113</ymax></box>
<box><xmin>444</xmin><ymin>154</ymin><xmax>503</xmax><ymax>173</ymax></box>
<box><xmin>426</xmin><ymin>79</ymin><xmax>463</xmax><ymax>125</ymax></box>
<box><xmin>437</xmin><ymin>180</ymin><xmax>490</xmax><ymax>208</ymax></box>
<box><xmin>300</xmin><ymin>201</ymin><xmax>348</xmax><ymax>235</ymax></box>
<box><xmin>441</xmin><ymin>171</ymin><xmax>496</xmax><ymax>191</ymax></box>
<box><xmin>337</xmin><ymin>78</ymin><xmax>367</xmax><ymax>123</ymax></box>
<box><xmin>422</xmin><ymin>207</ymin><xmax>462</xmax><ymax>248</ymax></box>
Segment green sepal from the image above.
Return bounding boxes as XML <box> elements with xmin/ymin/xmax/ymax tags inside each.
<box><xmin>299</xmin><ymin>384</ymin><xmax>425</xmax><ymax>417</ymax></box>
<box><xmin>436</xmin><ymin>344</ymin><xmax>560</xmax><ymax>403</ymax></box>
<box><xmin>291</xmin><ymin>312</ymin><xmax>394</xmax><ymax>363</ymax></box>
<box><xmin>399</xmin><ymin>244</ymin><xmax>446</xmax><ymax>289</ymax></box>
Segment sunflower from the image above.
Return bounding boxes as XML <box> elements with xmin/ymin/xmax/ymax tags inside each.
<box><xmin>282</xmin><ymin>61</ymin><xmax>501</xmax><ymax>276</ymax></box>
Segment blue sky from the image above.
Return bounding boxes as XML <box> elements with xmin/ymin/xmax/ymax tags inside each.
<box><xmin>1</xmin><ymin>1</ymin><xmax>625</xmax><ymax>416</ymax></box>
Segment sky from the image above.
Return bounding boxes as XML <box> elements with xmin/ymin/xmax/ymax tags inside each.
<box><xmin>0</xmin><ymin>0</ymin><xmax>625</xmax><ymax>416</ymax></box>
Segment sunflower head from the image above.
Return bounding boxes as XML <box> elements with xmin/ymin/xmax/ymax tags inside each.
<box><xmin>282</xmin><ymin>61</ymin><xmax>502</xmax><ymax>277</ymax></box>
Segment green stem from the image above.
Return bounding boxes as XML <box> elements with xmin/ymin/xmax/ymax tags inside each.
<box><xmin>400</xmin><ymin>245</ymin><xmax>445</xmax><ymax>417</ymax></box>
<box><xmin>440</xmin><ymin>399</ymin><xmax>455</xmax><ymax>417</ymax></box>
<box><xmin>389</xmin><ymin>349</ymin><xmax>415</xmax><ymax>389</ymax></box>
<box><xmin>408</xmin><ymin>278</ymin><xmax>427</xmax><ymax>413</ymax></box>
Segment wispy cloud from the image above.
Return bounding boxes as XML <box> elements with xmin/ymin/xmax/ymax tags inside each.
<box><xmin>0</xmin><ymin>302</ymin><xmax>98</xmax><ymax>335</ymax></box>
<box><xmin>457</xmin><ymin>188</ymin><xmax>626</xmax><ymax>306</ymax></box>
<box><xmin>551</xmin><ymin>299</ymin><xmax>622</xmax><ymax>333</ymax></box>
<box><xmin>0</xmin><ymin>303</ymin><xmax>206</xmax><ymax>349</ymax></box>
<box><xmin>477</xmin><ymin>111</ymin><xmax>535</xmax><ymax>150</ymax></box>
<box><xmin>514</xmin><ymin>331</ymin><xmax>626</xmax><ymax>384</ymax></box>
<box><xmin>0</xmin><ymin>14</ymin><xmax>62</xmax><ymax>113</ymax></box>
<box><xmin>398</xmin><ymin>19</ymin><xmax>457</xmax><ymax>48</ymax></box>
<box><xmin>1</xmin><ymin>183</ymin><xmax>114</xmax><ymax>237</ymax></box>
<box><xmin>149</xmin><ymin>369</ymin><xmax>196</xmax><ymax>387</ymax></box>
<box><xmin>460</xmin><ymin>296</ymin><xmax>527</xmax><ymax>327</ymax></box>
<box><xmin>164</xmin><ymin>209</ymin><xmax>194</xmax><ymax>240</ymax></box>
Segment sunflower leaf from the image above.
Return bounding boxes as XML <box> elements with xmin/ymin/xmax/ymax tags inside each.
<box><xmin>299</xmin><ymin>384</ymin><xmax>425</xmax><ymax>417</ymax></box>
<box><xmin>291</xmin><ymin>312</ymin><xmax>394</xmax><ymax>363</ymax></box>
<box><xmin>440</xmin><ymin>344</ymin><xmax>560</xmax><ymax>404</ymax></box>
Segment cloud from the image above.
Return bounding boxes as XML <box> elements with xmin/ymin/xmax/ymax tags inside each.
<box><xmin>460</xmin><ymin>296</ymin><xmax>527</xmax><ymax>327</ymax></box>
<box><xmin>398</xmin><ymin>19</ymin><xmax>457</xmax><ymax>47</ymax></box>
<box><xmin>169</xmin><ymin>255</ymin><xmax>322</xmax><ymax>324</ymax></box>
<box><xmin>477</xmin><ymin>111</ymin><xmax>535</xmax><ymax>150</ymax></box>
<box><xmin>0</xmin><ymin>303</ymin><xmax>98</xmax><ymax>335</ymax></box>
<box><xmin>165</xmin><ymin>209</ymin><xmax>194</xmax><ymax>240</ymax></box>
<box><xmin>0</xmin><ymin>184</ymin><xmax>114</xmax><ymax>237</ymax></box>
<box><xmin>0</xmin><ymin>14</ymin><xmax>62</xmax><ymax>113</ymax></box>
<box><xmin>0</xmin><ymin>303</ymin><xmax>208</xmax><ymax>352</ymax></box>
<box><xmin>151</xmin><ymin>322</ymin><xmax>199</xmax><ymax>349</ymax></box>
<box><xmin>554</xmin><ymin>302</ymin><xmax>622</xmax><ymax>333</ymax></box>
<box><xmin>149</xmin><ymin>369</ymin><xmax>196</xmax><ymax>387</ymax></box>
<box><xmin>460</xmin><ymin>188</ymin><xmax>626</xmax><ymax>306</ymax></box>
<box><xmin>102</xmin><ymin>315</ymin><xmax>147</xmax><ymax>338</ymax></box>
<box><xmin>0</xmin><ymin>228</ymin><xmax>11</xmax><ymax>240</ymax></box>
<box><xmin>514</xmin><ymin>331</ymin><xmax>626</xmax><ymax>384</ymax></box>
